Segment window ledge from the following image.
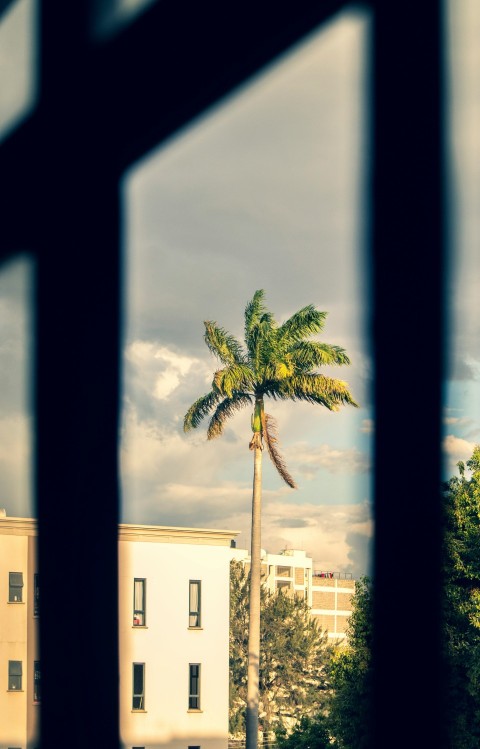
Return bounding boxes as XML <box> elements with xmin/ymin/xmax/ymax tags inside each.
<box><xmin>131</xmin><ymin>709</ymin><xmax>147</xmax><ymax>713</ymax></box>
<box><xmin>187</xmin><ymin>709</ymin><xmax>203</xmax><ymax>713</ymax></box>
<box><xmin>7</xmin><ymin>601</ymin><xmax>25</xmax><ymax>605</ymax></box>
<box><xmin>188</xmin><ymin>626</ymin><xmax>203</xmax><ymax>631</ymax></box>
<box><xmin>7</xmin><ymin>689</ymin><xmax>24</xmax><ymax>693</ymax></box>
<box><xmin>132</xmin><ymin>625</ymin><xmax>148</xmax><ymax>629</ymax></box>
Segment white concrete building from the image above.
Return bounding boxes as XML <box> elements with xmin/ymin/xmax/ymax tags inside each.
<box><xmin>0</xmin><ymin>515</ymin><xmax>238</xmax><ymax>749</ymax></box>
<box><xmin>233</xmin><ymin>547</ymin><xmax>355</xmax><ymax>642</ymax></box>
<box><xmin>118</xmin><ymin>523</ymin><xmax>238</xmax><ymax>749</ymax></box>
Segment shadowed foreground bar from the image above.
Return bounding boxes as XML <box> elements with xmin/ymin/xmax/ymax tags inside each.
<box><xmin>0</xmin><ymin>1</ymin><xmax>446</xmax><ymax>747</ymax></box>
<box><xmin>372</xmin><ymin>2</ymin><xmax>446</xmax><ymax>747</ymax></box>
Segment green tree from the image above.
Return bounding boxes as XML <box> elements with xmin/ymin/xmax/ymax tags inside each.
<box><xmin>229</xmin><ymin>560</ymin><xmax>335</xmax><ymax>737</ymax></box>
<box><xmin>184</xmin><ymin>290</ymin><xmax>357</xmax><ymax>749</ymax></box>
<box><xmin>442</xmin><ymin>446</ymin><xmax>480</xmax><ymax>748</ymax></box>
<box><xmin>275</xmin><ymin>716</ymin><xmax>334</xmax><ymax>749</ymax></box>
<box><xmin>327</xmin><ymin>576</ymin><xmax>373</xmax><ymax>749</ymax></box>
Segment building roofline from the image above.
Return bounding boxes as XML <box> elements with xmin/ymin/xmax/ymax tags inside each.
<box><xmin>119</xmin><ymin>522</ymin><xmax>239</xmax><ymax>546</ymax></box>
<box><xmin>0</xmin><ymin>516</ymin><xmax>38</xmax><ymax>535</ymax></box>
<box><xmin>0</xmin><ymin>516</ymin><xmax>240</xmax><ymax>546</ymax></box>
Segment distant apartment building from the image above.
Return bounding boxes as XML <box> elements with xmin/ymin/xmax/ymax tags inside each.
<box><xmin>0</xmin><ymin>514</ymin><xmax>238</xmax><ymax>749</ymax></box>
<box><xmin>233</xmin><ymin>547</ymin><xmax>355</xmax><ymax>642</ymax></box>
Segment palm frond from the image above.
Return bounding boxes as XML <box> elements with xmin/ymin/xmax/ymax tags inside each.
<box><xmin>262</xmin><ymin>356</ymin><xmax>295</xmax><ymax>382</ymax></box>
<box><xmin>278</xmin><ymin>306</ymin><xmax>327</xmax><ymax>344</ymax></box>
<box><xmin>244</xmin><ymin>290</ymin><xmax>267</xmax><ymax>339</ymax></box>
<box><xmin>207</xmin><ymin>393</ymin><xmax>253</xmax><ymax>440</ymax></box>
<box><xmin>204</xmin><ymin>321</ymin><xmax>245</xmax><ymax>366</ymax></box>
<box><xmin>262</xmin><ymin>412</ymin><xmax>297</xmax><ymax>489</ymax></box>
<box><xmin>290</xmin><ymin>341</ymin><xmax>351</xmax><ymax>370</ymax></box>
<box><xmin>184</xmin><ymin>390</ymin><xmax>221</xmax><ymax>432</ymax></box>
<box><xmin>277</xmin><ymin>374</ymin><xmax>358</xmax><ymax>409</ymax></box>
<box><xmin>244</xmin><ymin>290</ymin><xmax>276</xmax><ymax>367</ymax></box>
<box><xmin>212</xmin><ymin>364</ymin><xmax>255</xmax><ymax>397</ymax></box>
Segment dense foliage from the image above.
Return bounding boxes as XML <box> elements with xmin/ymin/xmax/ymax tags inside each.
<box><xmin>229</xmin><ymin>560</ymin><xmax>334</xmax><ymax>736</ymax></box>
<box><xmin>275</xmin><ymin>716</ymin><xmax>334</xmax><ymax>749</ymax></box>
<box><xmin>326</xmin><ymin>576</ymin><xmax>373</xmax><ymax>749</ymax></box>
<box><xmin>442</xmin><ymin>446</ymin><xmax>480</xmax><ymax>748</ymax></box>
<box><xmin>271</xmin><ymin>446</ymin><xmax>480</xmax><ymax>749</ymax></box>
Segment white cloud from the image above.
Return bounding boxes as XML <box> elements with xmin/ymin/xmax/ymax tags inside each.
<box><xmin>126</xmin><ymin>340</ymin><xmax>205</xmax><ymax>401</ymax></box>
<box><xmin>443</xmin><ymin>434</ymin><xmax>476</xmax><ymax>471</ymax></box>
<box><xmin>119</xmin><ymin>403</ymin><xmax>372</xmax><ymax>576</ymax></box>
<box><xmin>260</xmin><ymin>499</ymin><xmax>373</xmax><ymax>575</ymax></box>
<box><xmin>289</xmin><ymin>441</ymin><xmax>370</xmax><ymax>477</ymax></box>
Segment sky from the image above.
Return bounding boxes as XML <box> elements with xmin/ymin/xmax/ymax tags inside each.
<box><xmin>0</xmin><ymin>2</ymin><xmax>479</xmax><ymax>579</ymax></box>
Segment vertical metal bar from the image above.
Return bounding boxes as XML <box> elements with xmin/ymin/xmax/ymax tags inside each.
<box><xmin>371</xmin><ymin>2</ymin><xmax>446</xmax><ymax>747</ymax></box>
<box><xmin>36</xmin><ymin>167</ymin><xmax>121</xmax><ymax>748</ymax></box>
<box><xmin>36</xmin><ymin>5</ymin><xmax>120</xmax><ymax>747</ymax></box>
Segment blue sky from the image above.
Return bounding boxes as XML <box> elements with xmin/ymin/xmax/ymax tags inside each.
<box><xmin>0</xmin><ymin>2</ymin><xmax>479</xmax><ymax>579</ymax></box>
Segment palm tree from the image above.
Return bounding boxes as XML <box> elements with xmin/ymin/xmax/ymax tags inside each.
<box><xmin>183</xmin><ymin>290</ymin><xmax>357</xmax><ymax>749</ymax></box>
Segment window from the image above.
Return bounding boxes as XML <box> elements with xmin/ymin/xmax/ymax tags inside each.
<box><xmin>188</xmin><ymin>664</ymin><xmax>200</xmax><ymax>710</ymax></box>
<box><xmin>133</xmin><ymin>578</ymin><xmax>146</xmax><ymax>626</ymax></box>
<box><xmin>132</xmin><ymin>663</ymin><xmax>145</xmax><ymax>710</ymax></box>
<box><xmin>33</xmin><ymin>573</ymin><xmax>39</xmax><ymax>616</ymax></box>
<box><xmin>9</xmin><ymin>572</ymin><xmax>23</xmax><ymax>602</ymax></box>
<box><xmin>189</xmin><ymin>580</ymin><xmax>201</xmax><ymax>628</ymax></box>
<box><xmin>34</xmin><ymin>660</ymin><xmax>41</xmax><ymax>702</ymax></box>
<box><xmin>8</xmin><ymin>661</ymin><xmax>22</xmax><ymax>690</ymax></box>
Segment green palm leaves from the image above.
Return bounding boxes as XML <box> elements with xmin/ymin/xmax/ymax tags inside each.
<box><xmin>183</xmin><ymin>290</ymin><xmax>358</xmax><ymax>486</ymax></box>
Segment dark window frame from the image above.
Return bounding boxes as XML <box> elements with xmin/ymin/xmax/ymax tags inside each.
<box><xmin>34</xmin><ymin>660</ymin><xmax>41</xmax><ymax>703</ymax></box>
<box><xmin>132</xmin><ymin>663</ymin><xmax>145</xmax><ymax>711</ymax></box>
<box><xmin>188</xmin><ymin>580</ymin><xmax>201</xmax><ymax>628</ymax></box>
<box><xmin>8</xmin><ymin>572</ymin><xmax>23</xmax><ymax>603</ymax></box>
<box><xmin>8</xmin><ymin>660</ymin><xmax>22</xmax><ymax>691</ymax></box>
<box><xmin>33</xmin><ymin>572</ymin><xmax>39</xmax><ymax>617</ymax></box>
<box><xmin>188</xmin><ymin>663</ymin><xmax>201</xmax><ymax>710</ymax></box>
<box><xmin>133</xmin><ymin>578</ymin><xmax>146</xmax><ymax>626</ymax></box>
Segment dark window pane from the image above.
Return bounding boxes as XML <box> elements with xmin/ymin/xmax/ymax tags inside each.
<box><xmin>189</xmin><ymin>580</ymin><xmax>201</xmax><ymax>627</ymax></box>
<box><xmin>9</xmin><ymin>571</ymin><xmax>23</xmax><ymax>602</ymax></box>
<box><xmin>133</xmin><ymin>578</ymin><xmax>145</xmax><ymax>625</ymax></box>
<box><xmin>34</xmin><ymin>572</ymin><xmax>39</xmax><ymax>616</ymax></box>
<box><xmin>34</xmin><ymin>660</ymin><xmax>41</xmax><ymax>702</ymax></box>
<box><xmin>188</xmin><ymin>664</ymin><xmax>200</xmax><ymax>709</ymax></box>
<box><xmin>132</xmin><ymin>663</ymin><xmax>144</xmax><ymax>710</ymax></box>
<box><xmin>8</xmin><ymin>660</ymin><xmax>22</xmax><ymax>690</ymax></box>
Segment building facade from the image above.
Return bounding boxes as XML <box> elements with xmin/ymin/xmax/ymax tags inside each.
<box><xmin>0</xmin><ymin>515</ymin><xmax>39</xmax><ymax>749</ymax></box>
<box><xmin>233</xmin><ymin>547</ymin><xmax>355</xmax><ymax>641</ymax></box>
<box><xmin>0</xmin><ymin>515</ymin><xmax>238</xmax><ymax>749</ymax></box>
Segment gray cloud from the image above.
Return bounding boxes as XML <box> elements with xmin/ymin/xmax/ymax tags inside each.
<box><xmin>274</xmin><ymin>518</ymin><xmax>312</xmax><ymax>528</ymax></box>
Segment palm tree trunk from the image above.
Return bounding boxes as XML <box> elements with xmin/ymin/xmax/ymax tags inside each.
<box><xmin>246</xmin><ymin>441</ymin><xmax>262</xmax><ymax>749</ymax></box>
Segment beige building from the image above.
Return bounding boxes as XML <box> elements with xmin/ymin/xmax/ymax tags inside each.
<box><xmin>233</xmin><ymin>547</ymin><xmax>355</xmax><ymax>641</ymax></box>
<box><xmin>0</xmin><ymin>515</ymin><xmax>39</xmax><ymax>749</ymax></box>
<box><xmin>0</xmin><ymin>515</ymin><xmax>238</xmax><ymax>749</ymax></box>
